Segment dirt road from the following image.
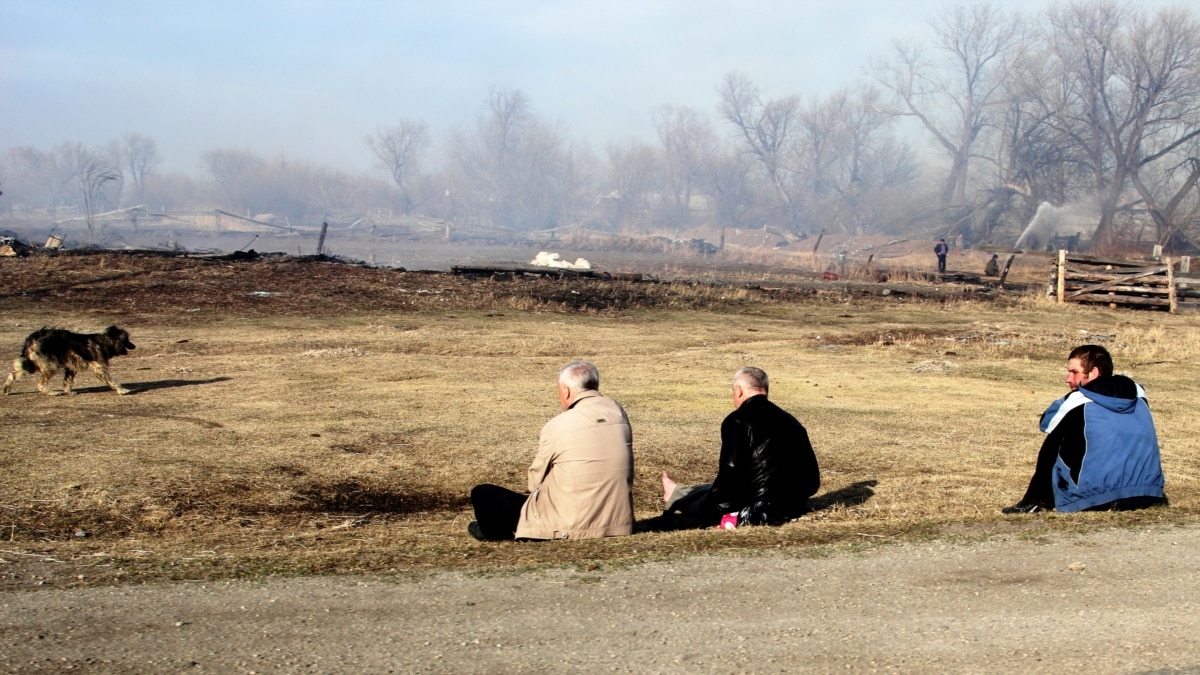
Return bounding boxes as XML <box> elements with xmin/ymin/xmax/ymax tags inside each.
<box><xmin>3</xmin><ymin>524</ymin><xmax>1199</xmax><ymax>673</ymax></box>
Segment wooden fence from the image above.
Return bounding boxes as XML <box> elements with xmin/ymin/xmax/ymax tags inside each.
<box><xmin>1050</xmin><ymin>251</ymin><xmax>1200</xmax><ymax>313</ymax></box>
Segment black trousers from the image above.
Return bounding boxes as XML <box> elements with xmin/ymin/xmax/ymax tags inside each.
<box><xmin>470</xmin><ymin>484</ymin><xmax>527</xmax><ymax>540</ymax></box>
<box><xmin>1019</xmin><ymin>437</ymin><xmax>1060</xmax><ymax>508</ymax></box>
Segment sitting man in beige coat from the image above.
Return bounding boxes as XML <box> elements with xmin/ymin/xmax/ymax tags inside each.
<box><xmin>468</xmin><ymin>361</ymin><xmax>635</xmax><ymax>541</ymax></box>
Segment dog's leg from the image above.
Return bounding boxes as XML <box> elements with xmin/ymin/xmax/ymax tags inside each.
<box><xmin>38</xmin><ymin>365</ymin><xmax>62</xmax><ymax>396</ymax></box>
<box><xmin>3</xmin><ymin>360</ymin><xmax>20</xmax><ymax>395</ymax></box>
<box><xmin>62</xmin><ymin>367</ymin><xmax>77</xmax><ymax>395</ymax></box>
<box><xmin>91</xmin><ymin>363</ymin><xmax>131</xmax><ymax>395</ymax></box>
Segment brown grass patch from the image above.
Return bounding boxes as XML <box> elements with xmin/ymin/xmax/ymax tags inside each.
<box><xmin>0</xmin><ymin>253</ymin><xmax>1195</xmax><ymax>589</ymax></box>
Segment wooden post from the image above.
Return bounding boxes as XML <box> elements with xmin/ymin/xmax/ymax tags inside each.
<box><xmin>1167</xmin><ymin>256</ymin><xmax>1177</xmax><ymax>314</ymax></box>
<box><xmin>317</xmin><ymin>221</ymin><xmax>329</xmax><ymax>256</ymax></box>
<box><xmin>1056</xmin><ymin>250</ymin><xmax>1067</xmax><ymax>303</ymax></box>
<box><xmin>997</xmin><ymin>254</ymin><xmax>1016</xmax><ymax>289</ymax></box>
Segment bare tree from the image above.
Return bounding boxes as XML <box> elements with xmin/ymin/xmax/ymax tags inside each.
<box><xmin>601</xmin><ymin>140</ymin><xmax>661</xmax><ymax>234</ymax></box>
<box><xmin>1</xmin><ymin>146</ymin><xmax>62</xmax><ymax>212</ymax></box>
<box><xmin>797</xmin><ymin>87</ymin><xmax>919</xmax><ymax>234</ymax></box>
<box><xmin>202</xmin><ymin>149</ymin><xmax>266</xmax><ymax>214</ymax></box>
<box><xmin>77</xmin><ymin>152</ymin><xmax>120</xmax><ymax>243</ymax></box>
<box><xmin>1</xmin><ymin>142</ymin><xmax>117</xmax><ymax>222</ymax></box>
<box><xmin>703</xmin><ymin>148</ymin><xmax>760</xmax><ymax>233</ymax></box>
<box><xmin>1118</xmin><ymin>8</ymin><xmax>1200</xmax><ymax>248</ymax></box>
<box><xmin>446</xmin><ymin>87</ymin><xmax>582</xmax><ymax>232</ymax></box>
<box><xmin>652</xmin><ymin>105</ymin><xmax>717</xmax><ymax>226</ymax></box>
<box><xmin>366</xmin><ymin>119</ymin><xmax>429</xmax><ymax>213</ymax></box>
<box><xmin>121</xmin><ymin>133</ymin><xmax>161</xmax><ymax>201</ymax></box>
<box><xmin>717</xmin><ymin>72</ymin><xmax>803</xmax><ymax>230</ymax></box>
<box><xmin>872</xmin><ymin>3</ymin><xmax>1024</xmax><ymax>206</ymax></box>
<box><xmin>1036</xmin><ymin>2</ymin><xmax>1200</xmax><ymax>250</ymax></box>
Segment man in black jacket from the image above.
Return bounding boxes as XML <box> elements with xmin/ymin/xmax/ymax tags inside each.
<box><xmin>660</xmin><ymin>367</ymin><xmax>820</xmax><ymax>527</ymax></box>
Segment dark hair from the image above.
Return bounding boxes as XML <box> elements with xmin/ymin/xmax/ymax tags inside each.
<box><xmin>1068</xmin><ymin>344</ymin><xmax>1113</xmax><ymax>378</ymax></box>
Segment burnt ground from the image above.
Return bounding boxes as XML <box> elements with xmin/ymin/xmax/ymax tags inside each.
<box><xmin>0</xmin><ymin>249</ymin><xmax>1011</xmax><ymax>322</ymax></box>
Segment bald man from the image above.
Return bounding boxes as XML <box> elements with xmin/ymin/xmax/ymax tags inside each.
<box><xmin>661</xmin><ymin>366</ymin><xmax>820</xmax><ymax>528</ymax></box>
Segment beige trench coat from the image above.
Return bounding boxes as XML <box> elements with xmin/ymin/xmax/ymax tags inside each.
<box><xmin>515</xmin><ymin>390</ymin><xmax>634</xmax><ymax>540</ymax></box>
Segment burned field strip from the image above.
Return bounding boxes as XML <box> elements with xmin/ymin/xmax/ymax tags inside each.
<box><xmin>0</xmin><ymin>250</ymin><xmax>1012</xmax><ymax>320</ymax></box>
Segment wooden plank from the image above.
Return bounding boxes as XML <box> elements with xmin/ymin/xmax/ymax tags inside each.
<box><xmin>1065</xmin><ymin>273</ymin><xmax>1166</xmax><ymax>283</ymax></box>
<box><xmin>1063</xmin><ymin>253</ymin><xmax>1159</xmax><ymax>267</ymax></box>
<box><xmin>1062</xmin><ymin>284</ymin><xmax>1172</xmax><ymax>295</ymax></box>
<box><xmin>1056</xmin><ymin>250</ymin><xmax>1066</xmax><ymax>303</ymax></box>
<box><xmin>978</xmin><ymin>246</ymin><xmax>1058</xmax><ymax>258</ymax></box>
<box><xmin>1065</xmin><ymin>267</ymin><xmax>1170</xmax><ymax>299</ymax></box>
<box><xmin>213</xmin><ymin>209</ymin><xmax>296</xmax><ymax>232</ymax></box>
<box><xmin>1167</xmin><ymin>256</ymin><xmax>1177</xmax><ymax>313</ymax></box>
<box><xmin>1068</xmin><ymin>294</ymin><xmax>1171</xmax><ymax>306</ymax></box>
<box><xmin>1064</xmin><ymin>262</ymin><xmax>1172</xmax><ymax>275</ymax></box>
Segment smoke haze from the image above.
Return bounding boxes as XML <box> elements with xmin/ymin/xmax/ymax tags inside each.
<box><xmin>1</xmin><ymin>0</ymin><xmax>1094</xmax><ymax>176</ymax></box>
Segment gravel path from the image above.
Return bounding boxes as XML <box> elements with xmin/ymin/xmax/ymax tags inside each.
<box><xmin>4</xmin><ymin>524</ymin><xmax>1200</xmax><ymax>673</ymax></box>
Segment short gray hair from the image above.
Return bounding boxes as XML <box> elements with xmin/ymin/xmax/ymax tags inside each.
<box><xmin>733</xmin><ymin>366</ymin><xmax>768</xmax><ymax>393</ymax></box>
<box><xmin>559</xmin><ymin>361</ymin><xmax>600</xmax><ymax>393</ymax></box>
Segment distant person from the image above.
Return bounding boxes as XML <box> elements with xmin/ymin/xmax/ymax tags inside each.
<box><xmin>934</xmin><ymin>239</ymin><xmax>949</xmax><ymax>274</ymax></box>
<box><xmin>468</xmin><ymin>361</ymin><xmax>634</xmax><ymax>540</ymax></box>
<box><xmin>1003</xmin><ymin>345</ymin><xmax>1167</xmax><ymax>514</ymax></box>
<box><xmin>984</xmin><ymin>254</ymin><xmax>1000</xmax><ymax>277</ymax></box>
<box><xmin>661</xmin><ymin>367</ymin><xmax>820</xmax><ymax>528</ymax></box>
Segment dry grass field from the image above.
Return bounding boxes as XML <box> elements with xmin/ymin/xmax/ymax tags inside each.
<box><xmin>1</xmin><ymin>251</ymin><xmax>1196</xmax><ymax>590</ymax></box>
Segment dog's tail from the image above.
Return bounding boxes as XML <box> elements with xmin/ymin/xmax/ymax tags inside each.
<box><xmin>15</xmin><ymin>356</ymin><xmax>37</xmax><ymax>374</ymax></box>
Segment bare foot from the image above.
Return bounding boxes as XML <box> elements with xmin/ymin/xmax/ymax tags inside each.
<box><xmin>661</xmin><ymin>471</ymin><xmax>678</xmax><ymax>503</ymax></box>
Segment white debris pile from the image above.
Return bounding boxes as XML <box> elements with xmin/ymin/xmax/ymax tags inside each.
<box><xmin>530</xmin><ymin>251</ymin><xmax>591</xmax><ymax>270</ymax></box>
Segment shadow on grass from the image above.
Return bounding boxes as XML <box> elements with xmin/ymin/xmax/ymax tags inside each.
<box><xmin>124</xmin><ymin>377</ymin><xmax>233</xmax><ymax>393</ymax></box>
<box><xmin>29</xmin><ymin>377</ymin><xmax>233</xmax><ymax>396</ymax></box>
<box><xmin>810</xmin><ymin>479</ymin><xmax>878</xmax><ymax>512</ymax></box>
<box><xmin>290</xmin><ymin>479</ymin><xmax>472</xmax><ymax>515</ymax></box>
<box><xmin>635</xmin><ymin>480</ymin><xmax>879</xmax><ymax>534</ymax></box>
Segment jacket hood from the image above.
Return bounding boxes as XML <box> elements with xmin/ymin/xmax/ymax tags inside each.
<box><xmin>1079</xmin><ymin>375</ymin><xmax>1141</xmax><ymax>414</ymax></box>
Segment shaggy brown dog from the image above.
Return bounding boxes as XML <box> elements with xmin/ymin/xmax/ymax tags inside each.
<box><xmin>4</xmin><ymin>326</ymin><xmax>136</xmax><ymax>396</ymax></box>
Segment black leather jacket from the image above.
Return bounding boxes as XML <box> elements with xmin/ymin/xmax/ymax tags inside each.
<box><xmin>695</xmin><ymin>394</ymin><xmax>821</xmax><ymax>523</ymax></box>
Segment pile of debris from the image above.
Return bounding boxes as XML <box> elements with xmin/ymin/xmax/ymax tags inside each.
<box><xmin>0</xmin><ymin>236</ymin><xmax>34</xmax><ymax>257</ymax></box>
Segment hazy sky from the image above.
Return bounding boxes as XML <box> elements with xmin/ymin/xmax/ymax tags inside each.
<box><xmin>0</xmin><ymin>0</ymin><xmax>1105</xmax><ymax>178</ymax></box>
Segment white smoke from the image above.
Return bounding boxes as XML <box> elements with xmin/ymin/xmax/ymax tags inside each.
<box><xmin>530</xmin><ymin>251</ymin><xmax>591</xmax><ymax>270</ymax></box>
<box><xmin>1014</xmin><ymin>201</ymin><xmax>1095</xmax><ymax>251</ymax></box>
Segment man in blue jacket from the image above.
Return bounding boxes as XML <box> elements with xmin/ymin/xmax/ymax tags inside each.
<box><xmin>1003</xmin><ymin>345</ymin><xmax>1167</xmax><ymax>514</ymax></box>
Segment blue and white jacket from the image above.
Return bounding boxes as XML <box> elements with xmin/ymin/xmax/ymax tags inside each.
<box><xmin>1039</xmin><ymin>375</ymin><xmax>1165</xmax><ymax>512</ymax></box>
